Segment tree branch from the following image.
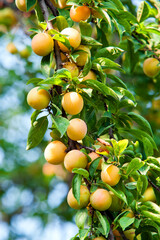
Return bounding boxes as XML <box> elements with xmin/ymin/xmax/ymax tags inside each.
<box><xmin>38</xmin><ymin>0</ymin><xmax>62</xmax><ymax>70</ymax></box>
<box><xmin>44</xmin><ymin>0</ymin><xmax>59</xmax><ymax>16</ymax></box>
<box><xmin>148</xmin><ymin>178</ymin><xmax>160</xmax><ymax>193</ymax></box>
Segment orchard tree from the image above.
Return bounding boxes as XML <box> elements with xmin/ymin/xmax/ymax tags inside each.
<box><xmin>2</xmin><ymin>0</ymin><xmax>160</xmax><ymax>239</ymax></box>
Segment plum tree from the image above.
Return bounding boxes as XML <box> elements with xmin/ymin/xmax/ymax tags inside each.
<box><xmin>70</xmin><ymin>5</ymin><xmax>90</xmax><ymax>22</ymax></box>
<box><xmin>87</xmin><ymin>152</ymin><xmax>104</xmax><ymax>170</ymax></box>
<box><xmin>143</xmin><ymin>58</ymin><xmax>160</xmax><ymax>78</ymax></box>
<box><xmin>64</xmin><ymin>150</ymin><xmax>88</xmax><ymax>172</ymax></box>
<box><xmin>44</xmin><ymin>140</ymin><xmax>67</xmax><ymax>164</ymax></box>
<box><xmin>31</xmin><ymin>33</ymin><xmax>53</xmax><ymax>56</ymax></box>
<box><xmin>67</xmin><ymin>118</ymin><xmax>87</xmax><ymax>141</ymax></box>
<box><xmin>27</xmin><ymin>87</ymin><xmax>50</xmax><ymax>110</ymax></box>
<box><xmin>58</xmin><ymin>27</ymin><xmax>81</xmax><ymax>52</ymax></box>
<box><xmin>101</xmin><ymin>164</ymin><xmax>121</xmax><ymax>186</ymax></box>
<box><xmin>63</xmin><ymin>62</ymin><xmax>79</xmax><ymax>78</ymax></box>
<box><xmin>15</xmin><ymin>0</ymin><xmax>37</xmax><ymax>12</ymax></box>
<box><xmin>90</xmin><ymin>188</ymin><xmax>112</xmax><ymax>211</ymax></box>
<box><xmin>6</xmin><ymin>42</ymin><xmax>18</xmax><ymax>54</ymax></box>
<box><xmin>61</xmin><ymin>92</ymin><xmax>84</xmax><ymax>115</ymax></box>
<box><xmin>75</xmin><ymin>45</ymin><xmax>91</xmax><ymax>66</ymax></box>
<box><xmin>67</xmin><ymin>185</ymin><xmax>90</xmax><ymax>209</ymax></box>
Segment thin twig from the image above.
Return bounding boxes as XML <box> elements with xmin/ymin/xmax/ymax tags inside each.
<box><xmin>44</xmin><ymin>0</ymin><xmax>59</xmax><ymax>16</ymax></box>
<box><xmin>148</xmin><ymin>178</ymin><xmax>160</xmax><ymax>193</ymax></box>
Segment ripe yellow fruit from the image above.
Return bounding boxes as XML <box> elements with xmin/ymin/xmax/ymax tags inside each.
<box><xmin>64</xmin><ymin>149</ymin><xmax>88</xmax><ymax>172</ymax></box>
<box><xmin>19</xmin><ymin>48</ymin><xmax>31</xmax><ymax>58</ymax></box>
<box><xmin>62</xmin><ymin>92</ymin><xmax>84</xmax><ymax>115</ymax></box>
<box><xmin>87</xmin><ymin>152</ymin><xmax>104</xmax><ymax>170</ymax></box>
<box><xmin>124</xmin><ymin>229</ymin><xmax>141</xmax><ymax>240</ymax></box>
<box><xmin>124</xmin><ymin>208</ymin><xmax>134</xmax><ymax>218</ymax></box>
<box><xmin>70</xmin><ymin>5</ymin><xmax>91</xmax><ymax>22</ymax></box>
<box><xmin>58</xmin><ymin>27</ymin><xmax>81</xmax><ymax>52</ymax></box>
<box><xmin>63</xmin><ymin>62</ymin><xmax>79</xmax><ymax>78</ymax></box>
<box><xmin>67</xmin><ymin>185</ymin><xmax>90</xmax><ymax>209</ymax></box>
<box><xmin>42</xmin><ymin>162</ymin><xmax>67</xmax><ymax>179</ymax></box>
<box><xmin>83</xmin><ymin>70</ymin><xmax>97</xmax><ymax>80</ymax></box>
<box><xmin>6</xmin><ymin>42</ymin><xmax>18</xmax><ymax>54</ymax></box>
<box><xmin>108</xmin><ymin>191</ymin><xmax>123</xmax><ymax>211</ymax></box>
<box><xmin>143</xmin><ymin>58</ymin><xmax>160</xmax><ymax>78</ymax></box>
<box><xmin>142</xmin><ymin>186</ymin><xmax>156</xmax><ymax>202</ymax></box>
<box><xmin>93</xmin><ymin>237</ymin><xmax>106</xmax><ymax>240</ymax></box>
<box><xmin>15</xmin><ymin>0</ymin><xmax>36</xmax><ymax>12</ymax></box>
<box><xmin>31</xmin><ymin>33</ymin><xmax>53</xmax><ymax>56</ymax></box>
<box><xmin>27</xmin><ymin>87</ymin><xmax>50</xmax><ymax>110</ymax></box>
<box><xmin>90</xmin><ymin>188</ymin><xmax>112</xmax><ymax>211</ymax></box>
<box><xmin>67</xmin><ymin>118</ymin><xmax>87</xmax><ymax>141</ymax></box>
<box><xmin>101</xmin><ymin>164</ymin><xmax>121</xmax><ymax>186</ymax></box>
<box><xmin>0</xmin><ymin>8</ymin><xmax>17</xmax><ymax>28</ymax></box>
<box><xmin>44</xmin><ymin>140</ymin><xmax>67</xmax><ymax>165</ymax></box>
<box><xmin>75</xmin><ymin>45</ymin><xmax>91</xmax><ymax>66</ymax></box>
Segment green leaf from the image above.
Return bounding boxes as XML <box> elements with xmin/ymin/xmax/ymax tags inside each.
<box><xmin>139</xmin><ymin>201</ymin><xmax>160</xmax><ymax>214</ymax></box>
<box><xmin>119</xmin><ymin>217</ymin><xmax>135</xmax><ymax>231</ymax></box>
<box><xmin>51</xmin><ymin>116</ymin><xmax>69</xmax><ymax>138</ymax></box>
<box><xmin>31</xmin><ymin>110</ymin><xmax>41</xmax><ymax>126</ymax></box>
<box><xmin>79</xmin><ymin>21</ymin><xmax>92</xmax><ymax>37</ymax></box>
<box><xmin>118</xmin><ymin>11</ymin><xmax>138</xmax><ymax>24</ymax></box>
<box><xmin>89</xmin><ymin>157</ymin><xmax>102</xmax><ymax>178</ymax></box>
<box><xmin>95</xmin><ymin>47</ymin><xmax>124</xmax><ymax>60</ymax></box>
<box><xmin>137</xmin><ymin>1</ymin><xmax>150</xmax><ymax>23</ymax></box>
<box><xmin>143</xmin><ymin>137</ymin><xmax>154</xmax><ymax>157</ymax></box>
<box><xmin>75</xmin><ymin>209</ymin><xmax>88</xmax><ymax>229</ymax></box>
<box><xmin>96</xmin><ymin>211</ymin><xmax>110</xmax><ymax>237</ymax></box>
<box><xmin>26</xmin><ymin>0</ymin><xmax>36</xmax><ymax>12</ymax></box>
<box><xmin>72</xmin><ymin>168</ymin><xmax>89</xmax><ymax>179</ymax></box>
<box><xmin>82</xmin><ymin>56</ymin><xmax>92</xmax><ymax>77</ymax></box>
<box><xmin>128</xmin><ymin>112</ymin><xmax>153</xmax><ymax>136</ymax></box>
<box><xmin>72</xmin><ymin>174</ymin><xmax>82</xmax><ymax>205</ymax></box>
<box><xmin>145</xmin><ymin>27</ymin><xmax>160</xmax><ymax>36</ymax></box>
<box><xmin>126</xmin><ymin>158</ymin><xmax>144</xmax><ymax>176</ymax></box>
<box><xmin>39</xmin><ymin>77</ymin><xmax>65</xmax><ymax>86</ymax></box>
<box><xmin>81</xmin><ymin>36</ymin><xmax>102</xmax><ymax>46</ymax></box>
<box><xmin>107</xmin><ymin>74</ymin><xmax>127</xmax><ymax>89</ymax></box>
<box><xmin>115</xmin><ymin>87</ymin><xmax>135</xmax><ymax>102</ymax></box>
<box><xmin>118</xmin><ymin>139</ymin><xmax>128</xmax><ymax>155</ymax></box>
<box><xmin>93</xmin><ymin>57</ymin><xmax>124</xmax><ymax>72</ymax></box>
<box><xmin>56</xmin><ymin>16</ymin><xmax>68</xmax><ymax>31</ymax></box>
<box><xmin>82</xmin><ymin>80</ymin><xmax>119</xmax><ymax>100</ymax></box>
<box><xmin>34</xmin><ymin>2</ymin><xmax>44</xmax><ymax>22</ymax></box>
<box><xmin>137</xmin><ymin>175</ymin><xmax>148</xmax><ymax>196</ymax></box>
<box><xmin>41</xmin><ymin>55</ymin><xmax>51</xmax><ymax>77</ymax></box>
<box><xmin>26</xmin><ymin>116</ymin><xmax>48</xmax><ymax>150</ymax></box>
<box><xmin>101</xmin><ymin>182</ymin><xmax>128</xmax><ymax>204</ymax></box>
<box><xmin>79</xmin><ymin>228</ymin><xmax>90</xmax><ymax>240</ymax></box>
<box><xmin>27</xmin><ymin>78</ymin><xmax>43</xmax><ymax>85</ymax></box>
<box><xmin>93</xmin><ymin>7</ymin><xmax>111</xmax><ymax>27</ymax></box>
<box><xmin>118</xmin><ymin>128</ymin><xmax>157</xmax><ymax>153</ymax></box>
<box><xmin>140</xmin><ymin>211</ymin><xmax>160</xmax><ymax>224</ymax></box>
<box><xmin>107</xmin><ymin>0</ymin><xmax>124</xmax><ymax>10</ymax></box>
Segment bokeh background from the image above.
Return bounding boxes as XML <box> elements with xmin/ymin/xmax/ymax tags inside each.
<box><xmin>0</xmin><ymin>0</ymin><xmax>160</xmax><ymax>239</ymax></box>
